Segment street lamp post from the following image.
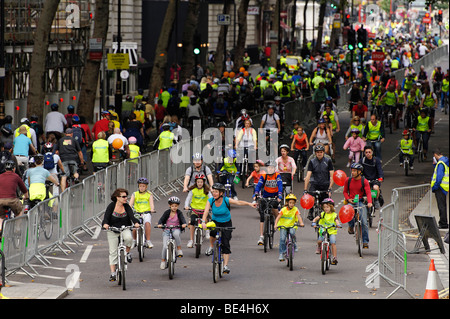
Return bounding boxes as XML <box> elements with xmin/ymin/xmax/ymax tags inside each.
<box><xmin>114</xmin><ymin>0</ymin><xmax>122</xmax><ymax>122</ymax></box>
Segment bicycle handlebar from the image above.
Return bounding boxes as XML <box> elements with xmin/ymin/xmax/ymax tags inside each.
<box><xmin>277</xmin><ymin>223</ymin><xmax>304</xmax><ymax>230</ymax></box>
<box><xmin>104</xmin><ymin>225</ymin><xmax>138</xmax><ymax>232</ymax></box>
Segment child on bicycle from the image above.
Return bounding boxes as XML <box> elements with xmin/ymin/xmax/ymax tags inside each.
<box><xmin>184</xmin><ymin>173</ymin><xmax>212</xmax><ymax>248</ymax></box>
<box><xmin>343</xmin><ymin>128</ymin><xmax>365</xmax><ymax>167</ymax></box>
<box><xmin>245</xmin><ymin>159</ymin><xmax>264</xmax><ymax>188</ymax></box>
<box><xmin>129</xmin><ymin>177</ymin><xmax>155</xmax><ymax>249</ymax></box>
<box><xmin>311</xmin><ymin>198</ymin><xmax>341</xmax><ymax>265</ymax></box>
<box><xmin>157</xmin><ymin>196</ymin><xmax>187</xmax><ymax>270</ymax></box>
<box><xmin>275</xmin><ymin>194</ymin><xmax>304</xmax><ymax>261</ymax></box>
<box><xmin>398</xmin><ymin>129</ymin><xmax>414</xmax><ymax>170</ymax></box>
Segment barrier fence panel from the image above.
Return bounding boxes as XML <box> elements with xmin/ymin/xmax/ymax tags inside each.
<box><xmin>1</xmin><ymin>216</ymin><xmax>30</xmax><ymax>277</ymax></box>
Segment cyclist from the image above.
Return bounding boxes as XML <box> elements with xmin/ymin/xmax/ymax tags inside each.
<box><xmin>274</xmin><ymin>193</ymin><xmax>304</xmax><ymax>261</ymax></box>
<box><xmin>260</xmin><ymin>104</ymin><xmax>281</xmax><ymax>135</ymax></box>
<box><xmin>412</xmin><ymin>108</ymin><xmax>432</xmax><ymax>160</ymax></box>
<box><xmin>398</xmin><ymin>129</ymin><xmax>415</xmax><ymax>170</ymax></box>
<box><xmin>362</xmin><ymin>114</ymin><xmax>385</xmax><ymax>162</ymax></box>
<box><xmin>309</xmin><ymin>118</ymin><xmax>332</xmax><ymax>156</ymax></box>
<box><xmin>312</xmin><ymin>198</ymin><xmax>341</xmax><ymax>264</ymax></box>
<box><xmin>102</xmin><ymin>188</ymin><xmax>140</xmax><ymax>281</ymax></box>
<box><xmin>91</xmin><ymin>131</ymin><xmax>111</xmax><ymax>172</ymax></box>
<box><xmin>441</xmin><ymin>74</ymin><xmax>449</xmax><ymax>112</ymax></box>
<box><xmin>253</xmin><ymin>161</ymin><xmax>283</xmax><ymax>245</ymax></box>
<box><xmin>404</xmin><ymin>87</ymin><xmax>420</xmax><ymax>129</ymax></box>
<box><xmin>235</xmin><ymin>109</ymin><xmax>253</xmax><ymax>132</ymax></box>
<box><xmin>343</xmin><ymin>163</ymin><xmax>372</xmax><ymax>249</ymax></box>
<box><xmin>129</xmin><ymin>177</ymin><xmax>155</xmax><ymax>249</ymax></box>
<box><xmin>218</xmin><ymin>149</ymin><xmax>239</xmax><ymax>200</ymax></box>
<box><xmin>157</xmin><ymin>196</ymin><xmax>187</xmax><ymax>270</ymax></box>
<box><xmin>290</xmin><ymin>125</ymin><xmax>309</xmax><ymax>171</ymax></box>
<box><xmin>13</xmin><ymin>125</ymin><xmax>37</xmax><ymax>172</ymax></box>
<box><xmin>183</xmin><ymin>153</ymin><xmax>214</xmax><ymax>191</ymax></box>
<box><xmin>419</xmin><ymin>86</ymin><xmax>438</xmax><ymax>133</ymax></box>
<box><xmin>26</xmin><ymin>154</ymin><xmax>60</xmax><ymax>203</ymax></box>
<box><xmin>275</xmin><ymin>144</ymin><xmax>297</xmax><ymax>193</ymax></box>
<box><xmin>303</xmin><ymin>143</ymin><xmax>334</xmax><ymax>220</ymax></box>
<box><xmin>0</xmin><ymin>160</ymin><xmax>29</xmax><ymax>230</ymax></box>
<box><xmin>245</xmin><ymin>160</ymin><xmax>264</xmax><ymax>188</ymax></box>
<box><xmin>184</xmin><ymin>173</ymin><xmax>212</xmax><ymax>248</ymax></box>
<box><xmin>343</xmin><ymin>128</ymin><xmax>365</xmax><ymax>167</ymax></box>
<box><xmin>377</xmin><ymin>83</ymin><xmax>398</xmax><ymax>130</ymax></box>
<box><xmin>201</xmin><ymin>183</ymin><xmax>256</xmax><ymax>274</ymax></box>
<box><xmin>359</xmin><ymin>145</ymin><xmax>384</xmax><ymax>209</ymax></box>
<box><xmin>235</xmin><ymin>119</ymin><xmax>257</xmax><ymax>174</ymax></box>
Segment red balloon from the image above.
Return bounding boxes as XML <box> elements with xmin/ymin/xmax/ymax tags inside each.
<box><xmin>300</xmin><ymin>194</ymin><xmax>314</xmax><ymax>210</ymax></box>
<box><xmin>333</xmin><ymin>170</ymin><xmax>347</xmax><ymax>186</ymax></box>
<box><xmin>339</xmin><ymin>205</ymin><xmax>355</xmax><ymax>224</ymax></box>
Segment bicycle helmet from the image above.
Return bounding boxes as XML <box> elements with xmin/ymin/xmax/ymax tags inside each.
<box><xmin>279</xmin><ymin>144</ymin><xmax>290</xmax><ymax>151</ymax></box>
<box><xmin>292</xmin><ymin>120</ymin><xmax>299</xmax><ymax>125</ymax></box>
<box><xmin>194</xmin><ymin>172</ymin><xmax>206</xmax><ymax>180</ymax></box>
<box><xmin>217</xmin><ymin>121</ymin><xmax>226</xmax><ymax>128</ymax></box>
<box><xmin>211</xmin><ymin>183</ymin><xmax>225</xmax><ymax>193</ymax></box>
<box><xmin>314</xmin><ymin>144</ymin><xmax>325</xmax><ymax>152</ymax></box>
<box><xmin>321</xmin><ymin>198</ymin><xmax>335</xmax><ymax>206</ymax></box>
<box><xmin>192</xmin><ymin>152</ymin><xmax>203</xmax><ymax>161</ymax></box>
<box><xmin>350</xmin><ymin>128</ymin><xmax>360</xmax><ymax>134</ymax></box>
<box><xmin>168</xmin><ymin>196</ymin><xmax>181</xmax><ymax>205</ymax></box>
<box><xmin>137</xmin><ymin>177</ymin><xmax>149</xmax><ymax>184</ymax></box>
<box><xmin>350</xmin><ymin>162</ymin><xmax>364</xmax><ymax>171</ymax></box>
<box><xmin>43</xmin><ymin>142</ymin><xmax>54</xmax><ymax>152</ymax></box>
<box><xmin>227</xmin><ymin>149</ymin><xmax>236</xmax><ymax>158</ymax></box>
<box><xmin>50</xmin><ymin>103</ymin><xmax>59</xmax><ymax>111</ymax></box>
<box><xmin>4</xmin><ymin>160</ymin><xmax>15</xmax><ymax>170</ymax></box>
<box><xmin>419</xmin><ymin>108</ymin><xmax>428</xmax><ymax>115</ymax></box>
<box><xmin>206</xmin><ymin>221</ymin><xmax>216</xmax><ymax>229</ymax></box>
<box><xmin>128</xmin><ymin>136</ymin><xmax>137</xmax><ymax>144</ymax></box>
<box><xmin>402</xmin><ymin>130</ymin><xmax>409</xmax><ymax>135</ymax></box>
<box><xmin>285</xmin><ymin>194</ymin><xmax>297</xmax><ymax>202</ymax></box>
<box><xmin>318</xmin><ymin>118</ymin><xmax>326</xmax><ymax>124</ymax></box>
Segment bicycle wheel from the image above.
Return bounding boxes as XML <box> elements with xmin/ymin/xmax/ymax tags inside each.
<box><xmin>404</xmin><ymin>160</ymin><xmax>409</xmax><ymax>176</ymax></box>
<box><xmin>356</xmin><ymin>220</ymin><xmax>363</xmax><ymax>257</ymax></box>
<box><xmin>167</xmin><ymin>242</ymin><xmax>175</xmax><ymax>280</ymax></box>
<box><xmin>212</xmin><ymin>242</ymin><xmax>220</xmax><ymax>283</ymax></box>
<box><xmin>137</xmin><ymin>227</ymin><xmax>144</xmax><ymax>262</ymax></box>
<box><xmin>418</xmin><ymin>138</ymin><xmax>424</xmax><ymax>162</ymax></box>
<box><xmin>263</xmin><ymin>214</ymin><xmax>269</xmax><ymax>253</ymax></box>
<box><xmin>195</xmin><ymin>228</ymin><xmax>202</xmax><ymax>258</ymax></box>
<box><xmin>119</xmin><ymin>250</ymin><xmax>126</xmax><ymax>290</ymax></box>
<box><xmin>288</xmin><ymin>241</ymin><xmax>294</xmax><ymax>271</ymax></box>
<box><xmin>41</xmin><ymin>207</ymin><xmax>53</xmax><ymax>240</ymax></box>
<box><xmin>269</xmin><ymin>215</ymin><xmax>275</xmax><ymax>250</ymax></box>
<box><xmin>321</xmin><ymin>243</ymin><xmax>327</xmax><ymax>275</ymax></box>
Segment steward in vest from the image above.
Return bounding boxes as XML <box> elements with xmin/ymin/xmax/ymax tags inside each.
<box><xmin>398</xmin><ymin>130</ymin><xmax>414</xmax><ymax>170</ymax></box>
<box><xmin>155</xmin><ymin>123</ymin><xmax>176</xmax><ymax>150</ymax></box>
<box><xmin>92</xmin><ymin>131</ymin><xmax>110</xmax><ymax>171</ymax></box>
<box><xmin>431</xmin><ymin>148</ymin><xmax>449</xmax><ymax>228</ymax></box>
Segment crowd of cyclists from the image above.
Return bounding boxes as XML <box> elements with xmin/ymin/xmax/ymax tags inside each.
<box><xmin>0</xmin><ymin>29</ymin><xmax>448</xmax><ymax>280</ymax></box>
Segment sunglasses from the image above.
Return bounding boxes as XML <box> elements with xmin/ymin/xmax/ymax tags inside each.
<box><xmin>118</xmin><ymin>195</ymin><xmax>128</xmax><ymax>198</ymax></box>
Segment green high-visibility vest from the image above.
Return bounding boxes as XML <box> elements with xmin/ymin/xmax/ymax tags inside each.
<box><xmin>158</xmin><ymin>131</ymin><xmax>174</xmax><ymax>150</ymax></box>
<box><xmin>367</xmin><ymin>121</ymin><xmax>381</xmax><ymax>140</ymax></box>
<box><xmin>400</xmin><ymin>139</ymin><xmax>413</xmax><ymax>155</ymax></box>
<box><xmin>416</xmin><ymin>116</ymin><xmax>429</xmax><ymax>132</ymax></box>
<box><xmin>92</xmin><ymin>139</ymin><xmax>109</xmax><ymax>163</ymax></box>
<box><xmin>431</xmin><ymin>159</ymin><xmax>449</xmax><ymax>192</ymax></box>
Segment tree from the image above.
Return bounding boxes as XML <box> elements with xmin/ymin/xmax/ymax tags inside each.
<box><xmin>233</xmin><ymin>0</ymin><xmax>250</xmax><ymax>71</ymax></box>
<box><xmin>148</xmin><ymin>0</ymin><xmax>177</xmax><ymax>101</ymax></box>
<box><xmin>302</xmin><ymin>0</ymin><xmax>310</xmax><ymax>49</ymax></box>
<box><xmin>270</xmin><ymin>0</ymin><xmax>281</xmax><ymax>68</ymax></box>
<box><xmin>214</xmin><ymin>0</ymin><xmax>232</xmax><ymax>77</ymax></box>
<box><xmin>77</xmin><ymin>0</ymin><xmax>110</xmax><ymax>123</ymax></box>
<box><xmin>314</xmin><ymin>0</ymin><xmax>327</xmax><ymax>53</ymax></box>
<box><xmin>180</xmin><ymin>0</ymin><xmax>201</xmax><ymax>84</ymax></box>
<box><xmin>27</xmin><ymin>0</ymin><xmax>60</xmax><ymax>119</ymax></box>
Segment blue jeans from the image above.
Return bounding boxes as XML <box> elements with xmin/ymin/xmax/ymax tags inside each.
<box><xmin>440</xmin><ymin>91</ymin><xmax>448</xmax><ymax>109</ymax></box>
<box><xmin>279</xmin><ymin>227</ymin><xmax>297</xmax><ymax>254</ymax></box>
<box><xmin>347</xmin><ymin>201</ymin><xmax>369</xmax><ymax>244</ymax></box>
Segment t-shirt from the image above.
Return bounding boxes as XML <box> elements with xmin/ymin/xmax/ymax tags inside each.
<box><xmin>0</xmin><ymin>171</ymin><xmax>28</xmax><ymax>198</ymax></box>
<box><xmin>107</xmin><ymin>134</ymin><xmax>128</xmax><ymax>150</ymax></box>
<box><xmin>275</xmin><ymin>156</ymin><xmax>297</xmax><ymax>174</ymax></box>
<box><xmin>185</xmin><ymin>165</ymin><xmax>213</xmax><ymax>187</ymax></box>
<box><xmin>262</xmin><ymin>113</ymin><xmax>280</xmax><ymax>129</ymax></box>
<box><xmin>307</xmin><ymin>156</ymin><xmax>334</xmax><ymax>188</ymax></box>
<box><xmin>13</xmin><ymin>134</ymin><xmax>32</xmax><ymax>156</ymax></box>
<box><xmin>208</xmin><ymin>196</ymin><xmax>231</xmax><ymax>223</ymax></box>
<box><xmin>27</xmin><ymin>166</ymin><xmax>50</xmax><ymax>185</ymax></box>
<box><xmin>56</xmin><ymin>136</ymin><xmax>81</xmax><ymax>162</ymax></box>
<box><xmin>44</xmin><ymin>111</ymin><xmax>67</xmax><ymax>133</ymax></box>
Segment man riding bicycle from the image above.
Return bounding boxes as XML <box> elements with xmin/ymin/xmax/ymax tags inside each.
<box><xmin>303</xmin><ymin>143</ymin><xmax>334</xmax><ymax>220</ymax></box>
<box><xmin>359</xmin><ymin>145</ymin><xmax>384</xmax><ymax>209</ymax></box>
<box><xmin>362</xmin><ymin>114</ymin><xmax>385</xmax><ymax>162</ymax></box>
<box><xmin>343</xmin><ymin>163</ymin><xmax>373</xmax><ymax>249</ymax></box>
<box><xmin>253</xmin><ymin>161</ymin><xmax>283</xmax><ymax>245</ymax></box>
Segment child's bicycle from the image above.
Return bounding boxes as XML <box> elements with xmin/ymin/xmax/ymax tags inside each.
<box><xmin>134</xmin><ymin>211</ymin><xmax>155</xmax><ymax>262</ymax></box>
<box><xmin>315</xmin><ymin>223</ymin><xmax>341</xmax><ymax>275</ymax></box>
<box><xmin>206</xmin><ymin>224</ymin><xmax>235</xmax><ymax>283</ymax></box>
<box><xmin>277</xmin><ymin>223</ymin><xmax>303</xmax><ymax>271</ymax></box>
<box><xmin>155</xmin><ymin>224</ymin><xmax>182</xmax><ymax>280</ymax></box>
<box><xmin>106</xmin><ymin>225</ymin><xmax>137</xmax><ymax>290</ymax></box>
<box><xmin>186</xmin><ymin>208</ymin><xmax>208</xmax><ymax>258</ymax></box>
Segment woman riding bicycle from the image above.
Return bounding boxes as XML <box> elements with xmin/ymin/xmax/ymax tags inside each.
<box><xmin>290</xmin><ymin>125</ymin><xmax>309</xmax><ymax>170</ymax></box>
<box><xmin>235</xmin><ymin>119</ymin><xmax>257</xmax><ymax>175</ymax></box>
<box><xmin>102</xmin><ymin>188</ymin><xmax>140</xmax><ymax>282</ymax></box>
<box><xmin>309</xmin><ymin>118</ymin><xmax>332</xmax><ymax>156</ymax></box>
<box><xmin>26</xmin><ymin>154</ymin><xmax>60</xmax><ymax>203</ymax></box>
<box><xmin>201</xmin><ymin>183</ymin><xmax>256</xmax><ymax>274</ymax></box>
<box><xmin>275</xmin><ymin>144</ymin><xmax>297</xmax><ymax>191</ymax></box>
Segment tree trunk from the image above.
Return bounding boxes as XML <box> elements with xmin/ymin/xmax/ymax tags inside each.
<box><xmin>77</xmin><ymin>0</ymin><xmax>110</xmax><ymax>123</ymax></box>
<box><xmin>214</xmin><ymin>0</ymin><xmax>232</xmax><ymax>77</ymax></box>
<box><xmin>148</xmin><ymin>0</ymin><xmax>177</xmax><ymax>101</ymax></box>
<box><xmin>302</xmin><ymin>0</ymin><xmax>309</xmax><ymax>48</ymax></box>
<box><xmin>270</xmin><ymin>0</ymin><xmax>281</xmax><ymax>68</ymax></box>
<box><xmin>27</xmin><ymin>0</ymin><xmax>60</xmax><ymax>119</ymax></box>
<box><xmin>314</xmin><ymin>1</ymin><xmax>326</xmax><ymax>53</ymax></box>
<box><xmin>234</xmin><ymin>0</ymin><xmax>250</xmax><ymax>71</ymax></box>
<box><xmin>180</xmin><ymin>0</ymin><xmax>201</xmax><ymax>84</ymax></box>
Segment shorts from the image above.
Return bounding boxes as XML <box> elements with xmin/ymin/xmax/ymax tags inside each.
<box><xmin>318</xmin><ymin>234</ymin><xmax>336</xmax><ymax>244</ymax></box>
<box><xmin>209</xmin><ymin>220</ymin><xmax>233</xmax><ymax>254</ymax></box>
<box><xmin>135</xmin><ymin>212</ymin><xmax>152</xmax><ymax>225</ymax></box>
<box><xmin>0</xmin><ymin>198</ymin><xmax>23</xmax><ymax>218</ymax></box>
<box><xmin>258</xmin><ymin>198</ymin><xmax>279</xmax><ymax>222</ymax></box>
<box><xmin>62</xmin><ymin>160</ymin><xmax>79</xmax><ymax>177</ymax></box>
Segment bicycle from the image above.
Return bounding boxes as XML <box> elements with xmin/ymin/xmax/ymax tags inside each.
<box><xmin>416</xmin><ymin>131</ymin><xmax>425</xmax><ymax>163</ymax></box>
<box><xmin>306</xmin><ymin>190</ymin><xmax>330</xmax><ymax>224</ymax></box>
<box><xmin>155</xmin><ymin>224</ymin><xmax>182</xmax><ymax>280</ymax></box>
<box><xmin>25</xmin><ymin>181</ymin><xmax>55</xmax><ymax>240</ymax></box>
<box><xmin>186</xmin><ymin>208</ymin><xmax>208</xmax><ymax>258</ymax></box>
<box><xmin>349</xmin><ymin>203</ymin><xmax>366</xmax><ymax>257</ymax></box>
<box><xmin>257</xmin><ymin>196</ymin><xmax>278</xmax><ymax>253</ymax></box>
<box><xmin>134</xmin><ymin>211</ymin><xmax>155</xmax><ymax>262</ymax></box>
<box><xmin>315</xmin><ymin>223</ymin><xmax>341</xmax><ymax>275</ymax></box>
<box><xmin>218</xmin><ymin>171</ymin><xmax>238</xmax><ymax>198</ymax></box>
<box><xmin>206</xmin><ymin>225</ymin><xmax>235</xmax><ymax>283</ymax></box>
<box><xmin>239</xmin><ymin>147</ymin><xmax>250</xmax><ymax>189</ymax></box>
<box><xmin>277</xmin><ymin>223</ymin><xmax>303</xmax><ymax>271</ymax></box>
<box><xmin>279</xmin><ymin>172</ymin><xmax>293</xmax><ymax>205</ymax></box>
<box><xmin>400</xmin><ymin>149</ymin><xmax>411</xmax><ymax>176</ymax></box>
<box><xmin>292</xmin><ymin>149</ymin><xmax>307</xmax><ymax>182</ymax></box>
<box><xmin>106</xmin><ymin>225</ymin><xmax>137</xmax><ymax>290</ymax></box>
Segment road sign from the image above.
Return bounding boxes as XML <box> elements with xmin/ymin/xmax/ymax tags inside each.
<box><xmin>422</xmin><ymin>17</ymin><xmax>431</xmax><ymax>24</ymax></box>
<box><xmin>371</xmin><ymin>51</ymin><xmax>386</xmax><ymax>61</ymax></box>
<box><xmin>107</xmin><ymin>53</ymin><xmax>129</xmax><ymax>70</ymax></box>
<box><xmin>217</xmin><ymin>14</ymin><xmax>231</xmax><ymax>25</ymax></box>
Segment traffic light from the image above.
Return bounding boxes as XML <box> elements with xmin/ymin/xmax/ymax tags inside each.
<box><xmin>344</xmin><ymin>14</ymin><xmax>350</xmax><ymax>27</ymax></box>
<box><xmin>193</xmin><ymin>33</ymin><xmax>201</xmax><ymax>55</ymax></box>
<box><xmin>437</xmin><ymin>10</ymin><xmax>443</xmax><ymax>23</ymax></box>
<box><xmin>348</xmin><ymin>27</ymin><xmax>356</xmax><ymax>51</ymax></box>
<box><xmin>357</xmin><ymin>26</ymin><xmax>367</xmax><ymax>49</ymax></box>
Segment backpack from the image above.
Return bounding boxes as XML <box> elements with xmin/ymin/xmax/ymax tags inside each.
<box><xmin>72</xmin><ymin>126</ymin><xmax>84</xmax><ymax>147</ymax></box>
<box><xmin>263</xmin><ymin>87</ymin><xmax>275</xmax><ymax>100</ymax></box>
<box><xmin>282</xmin><ymin>84</ymin><xmax>289</xmax><ymax>96</ymax></box>
<box><xmin>43</xmin><ymin>153</ymin><xmax>55</xmax><ymax>170</ymax></box>
<box><xmin>0</xmin><ymin>150</ymin><xmax>12</xmax><ymax>174</ymax></box>
<box><xmin>1</xmin><ymin>124</ymin><xmax>13</xmax><ymax>137</ymax></box>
